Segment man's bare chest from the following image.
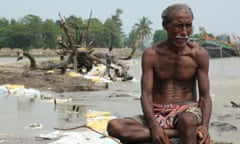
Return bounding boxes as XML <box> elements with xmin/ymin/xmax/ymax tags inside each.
<box><xmin>154</xmin><ymin>55</ymin><xmax>197</xmax><ymax>80</ymax></box>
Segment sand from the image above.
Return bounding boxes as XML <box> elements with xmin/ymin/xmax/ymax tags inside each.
<box><xmin>0</xmin><ymin>57</ymin><xmax>240</xmax><ymax>144</ymax></box>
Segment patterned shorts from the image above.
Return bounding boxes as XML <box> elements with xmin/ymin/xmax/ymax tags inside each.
<box><xmin>132</xmin><ymin>102</ymin><xmax>202</xmax><ymax>128</ymax></box>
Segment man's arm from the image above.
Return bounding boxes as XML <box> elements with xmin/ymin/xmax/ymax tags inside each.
<box><xmin>141</xmin><ymin>48</ymin><xmax>156</xmax><ymax>130</ymax></box>
<box><xmin>196</xmin><ymin>47</ymin><xmax>212</xmax><ymax>142</ymax></box>
<box><xmin>140</xmin><ymin>48</ymin><xmax>170</xmax><ymax>143</ymax></box>
<box><xmin>196</xmin><ymin>47</ymin><xmax>212</xmax><ymax>128</ymax></box>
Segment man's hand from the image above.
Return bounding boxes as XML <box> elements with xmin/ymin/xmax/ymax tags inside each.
<box><xmin>197</xmin><ymin>125</ymin><xmax>210</xmax><ymax>144</ymax></box>
<box><xmin>150</xmin><ymin>125</ymin><xmax>171</xmax><ymax>144</ymax></box>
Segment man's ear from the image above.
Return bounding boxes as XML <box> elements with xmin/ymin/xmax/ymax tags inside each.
<box><xmin>162</xmin><ymin>21</ymin><xmax>167</xmax><ymax>30</ymax></box>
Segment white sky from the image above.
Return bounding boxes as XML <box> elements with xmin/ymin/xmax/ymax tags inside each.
<box><xmin>1</xmin><ymin>0</ymin><xmax>240</xmax><ymax>36</ymax></box>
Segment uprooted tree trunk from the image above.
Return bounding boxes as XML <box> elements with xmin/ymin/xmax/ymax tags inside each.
<box><xmin>17</xmin><ymin>12</ymin><xmax>141</xmax><ymax>81</ymax></box>
<box><xmin>58</xmin><ymin>13</ymin><xmax>79</xmax><ymax>72</ymax></box>
<box><xmin>17</xmin><ymin>50</ymin><xmax>75</xmax><ymax>75</ymax></box>
<box><xmin>55</xmin><ymin>13</ymin><xmax>137</xmax><ymax>81</ymax></box>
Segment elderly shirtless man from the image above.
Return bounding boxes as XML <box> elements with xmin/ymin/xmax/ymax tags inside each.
<box><xmin>107</xmin><ymin>3</ymin><xmax>212</xmax><ymax>144</ymax></box>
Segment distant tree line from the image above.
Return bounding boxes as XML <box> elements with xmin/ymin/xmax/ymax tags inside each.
<box><xmin>0</xmin><ymin>9</ymin><xmax>213</xmax><ymax>51</ymax></box>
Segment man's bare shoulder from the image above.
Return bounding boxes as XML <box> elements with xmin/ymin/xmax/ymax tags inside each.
<box><xmin>187</xmin><ymin>41</ymin><xmax>209</xmax><ymax>58</ymax></box>
<box><xmin>187</xmin><ymin>41</ymin><xmax>209</xmax><ymax>67</ymax></box>
<box><xmin>143</xmin><ymin>42</ymin><xmax>167</xmax><ymax>56</ymax></box>
<box><xmin>142</xmin><ymin>45</ymin><xmax>156</xmax><ymax>57</ymax></box>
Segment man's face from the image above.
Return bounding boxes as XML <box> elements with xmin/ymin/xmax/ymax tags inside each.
<box><xmin>165</xmin><ymin>9</ymin><xmax>193</xmax><ymax>47</ymax></box>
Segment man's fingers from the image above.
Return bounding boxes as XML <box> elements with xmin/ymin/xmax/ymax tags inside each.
<box><xmin>164</xmin><ymin>133</ymin><xmax>171</xmax><ymax>144</ymax></box>
<box><xmin>197</xmin><ymin>130</ymin><xmax>204</xmax><ymax>139</ymax></box>
<box><xmin>197</xmin><ymin>130</ymin><xmax>211</xmax><ymax>144</ymax></box>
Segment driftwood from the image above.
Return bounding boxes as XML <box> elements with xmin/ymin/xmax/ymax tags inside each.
<box><xmin>230</xmin><ymin>101</ymin><xmax>240</xmax><ymax>108</ymax></box>
<box><xmin>55</xmin><ymin>13</ymin><xmax>135</xmax><ymax>81</ymax></box>
<box><xmin>58</xmin><ymin>13</ymin><xmax>79</xmax><ymax>72</ymax></box>
<box><xmin>17</xmin><ymin>12</ymin><xmax>141</xmax><ymax>81</ymax></box>
<box><xmin>17</xmin><ymin>48</ymin><xmax>134</xmax><ymax>82</ymax></box>
<box><xmin>17</xmin><ymin>50</ymin><xmax>72</xmax><ymax>71</ymax></box>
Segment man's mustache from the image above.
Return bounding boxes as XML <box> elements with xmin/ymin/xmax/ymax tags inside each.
<box><xmin>175</xmin><ymin>35</ymin><xmax>189</xmax><ymax>39</ymax></box>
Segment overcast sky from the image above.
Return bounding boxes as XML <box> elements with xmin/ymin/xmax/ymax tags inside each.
<box><xmin>2</xmin><ymin>0</ymin><xmax>240</xmax><ymax>36</ymax></box>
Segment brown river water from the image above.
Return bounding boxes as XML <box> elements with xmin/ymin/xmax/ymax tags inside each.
<box><xmin>1</xmin><ymin>57</ymin><xmax>240</xmax><ymax>143</ymax></box>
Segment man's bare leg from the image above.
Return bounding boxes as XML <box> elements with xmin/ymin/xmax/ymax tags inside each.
<box><xmin>176</xmin><ymin>112</ymin><xmax>198</xmax><ymax>144</ymax></box>
<box><xmin>107</xmin><ymin>118</ymin><xmax>180</xmax><ymax>143</ymax></box>
<box><xmin>107</xmin><ymin>118</ymin><xmax>151</xmax><ymax>143</ymax></box>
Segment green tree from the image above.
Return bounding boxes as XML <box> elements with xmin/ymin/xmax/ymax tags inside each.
<box><xmin>19</xmin><ymin>15</ymin><xmax>44</xmax><ymax>48</ymax></box>
<box><xmin>0</xmin><ymin>17</ymin><xmax>9</xmax><ymax>27</ymax></box>
<box><xmin>191</xmin><ymin>26</ymin><xmax>215</xmax><ymax>41</ymax></box>
<box><xmin>65</xmin><ymin>15</ymin><xmax>83</xmax><ymax>43</ymax></box>
<box><xmin>0</xmin><ymin>18</ymin><xmax>10</xmax><ymax>47</ymax></box>
<box><xmin>198</xmin><ymin>26</ymin><xmax>207</xmax><ymax>39</ymax></box>
<box><xmin>42</xmin><ymin>19</ymin><xmax>60</xmax><ymax>48</ymax></box>
<box><xmin>103</xmin><ymin>8</ymin><xmax>123</xmax><ymax>48</ymax></box>
<box><xmin>7</xmin><ymin>22</ymin><xmax>32</xmax><ymax>49</ymax></box>
<box><xmin>152</xmin><ymin>29</ymin><xmax>167</xmax><ymax>43</ymax></box>
<box><xmin>125</xmin><ymin>29</ymin><xmax>138</xmax><ymax>48</ymax></box>
<box><xmin>87</xmin><ymin>18</ymin><xmax>104</xmax><ymax>47</ymax></box>
<box><xmin>132</xmin><ymin>16</ymin><xmax>152</xmax><ymax>49</ymax></box>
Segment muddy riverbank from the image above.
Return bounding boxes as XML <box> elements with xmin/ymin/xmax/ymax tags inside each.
<box><xmin>1</xmin><ymin>57</ymin><xmax>240</xmax><ymax>144</ymax></box>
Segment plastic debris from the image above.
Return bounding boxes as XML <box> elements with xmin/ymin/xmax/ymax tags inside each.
<box><xmin>38</xmin><ymin>110</ymin><xmax>119</xmax><ymax>144</ymax></box>
<box><xmin>0</xmin><ymin>86</ymin><xmax>9</xmax><ymax>95</ymax></box>
<box><xmin>84</xmin><ymin>111</ymin><xmax>111</xmax><ymax>118</ymax></box>
<box><xmin>24</xmin><ymin>122</ymin><xmax>43</xmax><ymax>129</ymax></box>
<box><xmin>43</xmin><ymin>97</ymin><xmax>72</xmax><ymax>104</ymax></box>
<box><xmin>0</xmin><ymin>84</ymin><xmax>40</xmax><ymax>98</ymax></box>
<box><xmin>48</xmin><ymin>130</ymin><xmax>119</xmax><ymax>144</ymax></box>
<box><xmin>45</xmin><ymin>70</ymin><xmax>55</xmax><ymax>74</ymax></box>
<box><xmin>66</xmin><ymin>71</ymin><xmax>82</xmax><ymax>77</ymax></box>
<box><xmin>83</xmin><ymin>75</ymin><xmax>112</xmax><ymax>83</ymax></box>
<box><xmin>36</xmin><ymin>131</ymin><xmax>63</xmax><ymax>140</ymax></box>
<box><xmin>84</xmin><ymin>110</ymin><xmax>116</xmax><ymax>133</ymax></box>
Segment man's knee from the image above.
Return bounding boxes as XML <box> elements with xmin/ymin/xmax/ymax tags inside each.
<box><xmin>177</xmin><ymin>112</ymin><xmax>198</xmax><ymax>127</ymax></box>
<box><xmin>176</xmin><ymin>112</ymin><xmax>199</xmax><ymax>143</ymax></box>
<box><xmin>107</xmin><ymin>119</ymin><xmax>120</xmax><ymax>136</ymax></box>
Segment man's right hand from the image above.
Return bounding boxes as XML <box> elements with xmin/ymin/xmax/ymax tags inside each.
<box><xmin>197</xmin><ymin>126</ymin><xmax>211</xmax><ymax>144</ymax></box>
<box><xmin>150</xmin><ymin>125</ymin><xmax>171</xmax><ymax>144</ymax></box>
